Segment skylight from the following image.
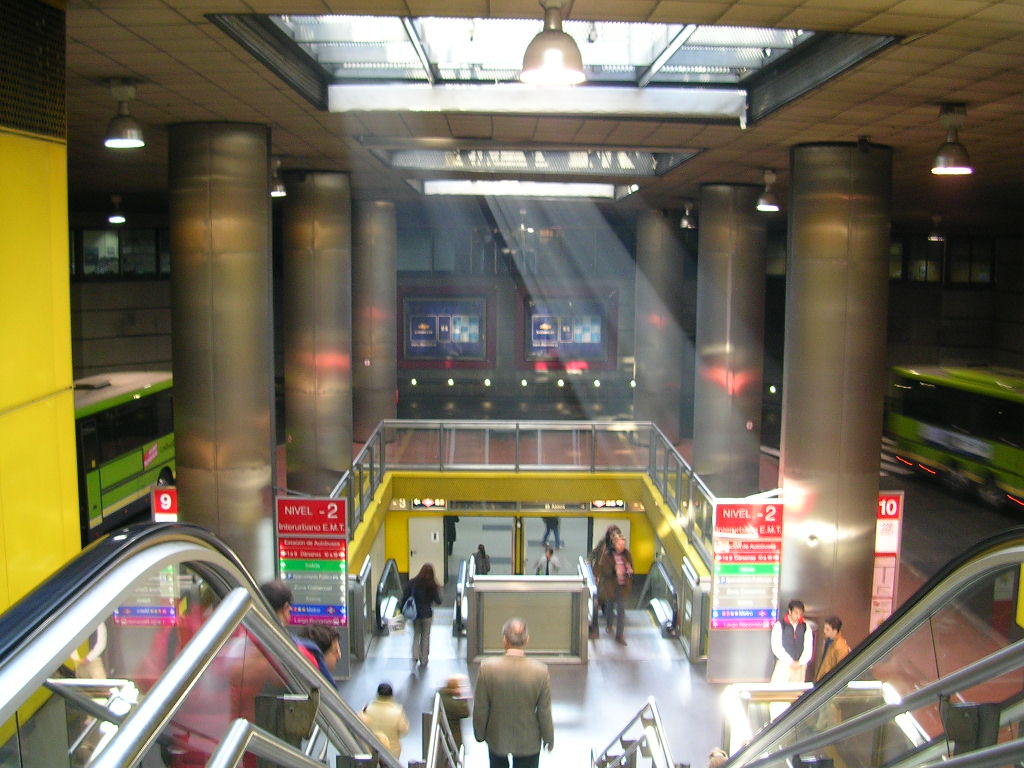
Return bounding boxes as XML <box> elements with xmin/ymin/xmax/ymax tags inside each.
<box><xmin>270</xmin><ymin>15</ymin><xmax>811</xmax><ymax>86</ymax></box>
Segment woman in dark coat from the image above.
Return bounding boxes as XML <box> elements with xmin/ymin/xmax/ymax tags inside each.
<box><xmin>402</xmin><ymin>563</ymin><xmax>443</xmax><ymax>667</ymax></box>
<box><xmin>595</xmin><ymin>532</ymin><xmax>633</xmax><ymax>645</ymax></box>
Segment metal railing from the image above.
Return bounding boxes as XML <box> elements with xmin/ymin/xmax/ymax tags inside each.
<box><xmin>591</xmin><ymin>696</ymin><xmax>675</xmax><ymax>768</ymax></box>
<box><xmin>422</xmin><ymin>691</ymin><xmax>463</xmax><ymax>768</ymax></box>
<box><xmin>330</xmin><ymin>419</ymin><xmax>716</xmax><ymax>570</ymax></box>
<box><xmin>0</xmin><ymin>523</ymin><xmax>403</xmax><ymax>768</ymax></box>
<box><xmin>721</xmin><ymin>528</ymin><xmax>1024</xmax><ymax>768</ymax></box>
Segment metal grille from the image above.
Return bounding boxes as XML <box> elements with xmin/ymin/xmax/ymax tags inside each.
<box><xmin>0</xmin><ymin>0</ymin><xmax>66</xmax><ymax>138</ymax></box>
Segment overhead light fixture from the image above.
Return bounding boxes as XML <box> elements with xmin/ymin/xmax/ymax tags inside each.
<box><xmin>104</xmin><ymin>79</ymin><xmax>145</xmax><ymax>149</ymax></box>
<box><xmin>931</xmin><ymin>103</ymin><xmax>973</xmax><ymax>176</ymax></box>
<box><xmin>679</xmin><ymin>200</ymin><xmax>697</xmax><ymax>229</ymax></box>
<box><xmin>270</xmin><ymin>156</ymin><xmax>287</xmax><ymax>198</ymax></box>
<box><xmin>108</xmin><ymin>194</ymin><xmax>126</xmax><ymax>225</ymax></box>
<box><xmin>422</xmin><ymin>179</ymin><xmax>615</xmax><ymax>198</ymax></box>
<box><xmin>520</xmin><ymin>0</ymin><xmax>585</xmax><ymax>86</ymax></box>
<box><xmin>756</xmin><ymin>169</ymin><xmax>780</xmax><ymax>212</ymax></box>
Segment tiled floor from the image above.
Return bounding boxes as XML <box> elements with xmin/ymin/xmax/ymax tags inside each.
<box><xmin>338</xmin><ymin>606</ymin><xmax>720</xmax><ymax>768</ymax></box>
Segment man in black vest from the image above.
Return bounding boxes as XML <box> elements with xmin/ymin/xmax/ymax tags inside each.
<box><xmin>770</xmin><ymin>599</ymin><xmax>814</xmax><ymax>682</ymax></box>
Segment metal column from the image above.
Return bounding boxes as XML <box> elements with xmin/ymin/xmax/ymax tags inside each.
<box><xmin>692</xmin><ymin>184</ymin><xmax>766</xmax><ymax>497</ymax></box>
<box><xmin>779</xmin><ymin>142</ymin><xmax>892</xmax><ymax>646</ymax></box>
<box><xmin>168</xmin><ymin>122</ymin><xmax>275</xmax><ymax>580</ymax></box>
<box><xmin>282</xmin><ymin>171</ymin><xmax>353</xmax><ymax>495</ymax></box>
<box><xmin>352</xmin><ymin>201</ymin><xmax>397</xmax><ymax>442</ymax></box>
<box><xmin>633</xmin><ymin>210</ymin><xmax>687</xmax><ymax>444</ymax></box>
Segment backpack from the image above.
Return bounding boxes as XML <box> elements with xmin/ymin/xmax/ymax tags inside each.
<box><xmin>401</xmin><ymin>588</ymin><xmax>418</xmax><ymax>620</ymax></box>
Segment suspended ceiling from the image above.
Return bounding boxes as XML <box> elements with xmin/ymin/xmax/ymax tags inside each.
<box><xmin>66</xmin><ymin>0</ymin><xmax>1024</xmax><ymax>233</ymax></box>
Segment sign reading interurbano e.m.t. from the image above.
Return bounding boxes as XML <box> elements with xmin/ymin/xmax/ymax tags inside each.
<box><xmin>275</xmin><ymin>497</ymin><xmax>348</xmax><ymax>626</ymax></box>
<box><xmin>711</xmin><ymin>500</ymin><xmax>784</xmax><ymax>630</ymax></box>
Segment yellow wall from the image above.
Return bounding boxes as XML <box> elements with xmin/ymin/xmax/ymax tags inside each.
<box><xmin>0</xmin><ymin>128</ymin><xmax>80</xmax><ymax>611</ymax></box>
<box><xmin>347</xmin><ymin>470</ymin><xmax>711</xmax><ymax>581</ymax></box>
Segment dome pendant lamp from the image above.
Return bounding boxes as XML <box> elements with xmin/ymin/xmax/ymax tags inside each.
<box><xmin>931</xmin><ymin>103</ymin><xmax>973</xmax><ymax>176</ymax></box>
<box><xmin>104</xmin><ymin>79</ymin><xmax>145</xmax><ymax>149</ymax></box>
<box><xmin>520</xmin><ymin>0</ymin><xmax>585</xmax><ymax>86</ymax></box>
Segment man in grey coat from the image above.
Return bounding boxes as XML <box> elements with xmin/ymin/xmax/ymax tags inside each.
<box><xmin>473</xmin><ymin>617</ymin><xmax>554</xmax><ymax>768</ymax></box>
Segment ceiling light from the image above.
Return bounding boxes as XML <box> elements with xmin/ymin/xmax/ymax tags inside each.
<box><xmin>422</xmin><ymin>179</ymin><xmax>615</xmax><ymax>198</ymax></box>
<box><xmin>270</xmin><ymin>156</ymin><xmax>287</xmax><ymax>198</ymax></box>
<box><xmin>679</xmin><ymin>200</ymin><xmax>697</xmax><ymax>229</ymax></box>
<box><xmin>756</xmin><ymin>169</ymin><xmax>780</xmax><ymax>212</ymax></box>
<box><xmin>104</xmin><ymin>79</ymin><xmax>145</xmax><ymax>149</ymax></box>
<box><xmin>108</xmin><ymin>194</ymin><xmax>126</xmax><ymax>225</ymax></box>
<box><xmin>931</xmin><ymin>103</ymin><xmax>973</xmax><ymax>176</ymax></box>
<box><xmin>520</xmin><ymin>0</ymin><xmax>585</xmax><ymax>86</ymax></box>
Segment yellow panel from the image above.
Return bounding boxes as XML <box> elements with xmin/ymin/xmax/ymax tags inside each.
<box><xmin>0</xmin><ymin>131</ymin><xmax>71</xmax><ymax>413</ymax></box>
<box><xmin>0</xmin><ymin>393</ymin><xmax>80</xmax><ymax>610</ymax></box>
<box><xmin>0</xmin><ymin>129</ymin><xmax>76</xmax><ymax>612</ymax></box>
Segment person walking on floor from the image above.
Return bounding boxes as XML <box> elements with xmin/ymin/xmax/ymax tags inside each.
<box><xmin>473</xmin><ymin>617</ymin><xmax>554</xmax><ymax>768</ymax></box>
<box><xmin>474</xmin><ymin>543</ymin><xmax>492</xmax><ymax>575</ymax></box>
<box><xmin>438</xmin><ymin>674</ymin><xmax>471</xmax><ymax>751</ymax></box>
<box><xmin>359</xmin><ymin>681</ymin><xmax>409</xmax><ymax>758</ymax></box>
<box><xmin>595</xmin><ymin>532</ymin><xmax>633</xmax><ymax>645</ymax></box>
<box><xmin>533</xmin><ymin>546</ymin><xmax>561</xmax><ymax>575</ymax></box>
<box><xmin>402</xmin><ymin>563</ymin><xmax>443</xmax><ymax>667</ymax></box>
<box><xmin>541</xmin><ymin>517</ymin><xmax>562</xmax><ymax>549</ymax></box>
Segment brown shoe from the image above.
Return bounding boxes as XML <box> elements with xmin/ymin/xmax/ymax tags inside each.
<box><xmin>615</xmin><ymin>636</ymin><xmax>627</xmax><ymax>646</ymax></box>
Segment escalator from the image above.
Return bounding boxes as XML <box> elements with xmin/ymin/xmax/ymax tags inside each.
<box><xmin>718</xmin><ymin>527</ymin><xmax>1024</xmax><ymax>768</ymax></box>
<box><xmin>0</xmin><ymin>524</ymin><xmax>415</xmax><ymax>768</ymax></box>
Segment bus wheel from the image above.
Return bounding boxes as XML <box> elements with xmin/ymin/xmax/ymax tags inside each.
<box><xmin>978</xmin><ymin>479</ymin><xmax>1006</xmax><ymax>509</ymax></box>
<box><xmin>942</xmin><ymin>466</ymin><xmax>971</xmax><ymax>496</ymax></box>
<box><xmin>157</xmin><ymin>468</ymin><xmax>174</xmax><ymax>487</ymax></box>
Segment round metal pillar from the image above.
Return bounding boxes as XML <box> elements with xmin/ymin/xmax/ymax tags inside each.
<box><xmin>633</xmin><ymin>210</ymin><xmax>687</xmax><ymax>444</ymax></box>
<box><xmin>692</xmin><ymin>184</ymin><xmax>766</xmax><ymax>497</ymax></box>
<box><xmin>168</xmin><ymin>122</ymin><xmax>275</xmax><ymax>579</ymax></box>
<box><xmin>779</xmin><ymin>142</ymin><xmax>892</xmax><ymax>646</ymax></box>
<box><xmin>352</xmin><ymin>201</ymin><xmax>397</xmax><ymax>441</ymax></box>
<box><xmin>282</xmin><ymin>171</ymin><xmax>353</xmax><ymax>495</ymax></box>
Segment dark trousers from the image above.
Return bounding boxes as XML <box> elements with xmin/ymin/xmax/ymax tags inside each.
<box><xmin>489</xmin><ymin>751</ymin><xmax>540</xmax><ymax>768</ymax></box>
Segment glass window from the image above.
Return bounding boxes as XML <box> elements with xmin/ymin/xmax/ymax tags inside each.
<box><xmin>947</xmin><ymin>238</ymin><xmax>971</xmax><ymax>283</ymax></box>
<box><xmin>120</xmin><ymin>229</ymin><xmax>157</xmax><ymax>275</ymax></box>
<box><xmin>82</xmin><ymin>230</ymin><xmax>121</xmax><ymax>276</ymax></box>
<box><xmin>158</xmin><ymin>229</ymin><xmax>171</xmax><ymax>275</ymax></box>
<box><xmin>888</xmin><ymin>240</ymin><xmax>904</xmax><ymax>279</ymax></box>
<box><xmin>906</xmin><ymin>237</ymin><xmax>942</xmax><ymax>282</ymax></box>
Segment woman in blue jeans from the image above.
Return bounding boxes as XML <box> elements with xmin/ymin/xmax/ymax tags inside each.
<box><xmin>402</xmin><ymin>563</ymin><xmax>442</xmax><ymax>666</ymax></box>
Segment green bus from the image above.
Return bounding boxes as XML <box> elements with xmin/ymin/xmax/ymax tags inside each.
<box><xmin>74</xmin><ymin>371</ymin><xmax>175</xmax><ymax>545</ymax></box>
<box><xmin>886</xmin><ymin>365</ymin><xmax>1024</xmax><ymax>508</ymax></box>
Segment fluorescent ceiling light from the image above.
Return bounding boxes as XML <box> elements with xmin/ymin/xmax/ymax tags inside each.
<box><xmin>329</xmin><ymin>84</ymin><xmax>747</xmax><ymax>123</ymax></box>
<box><xmin>422</xmin><ymin>179</ymin><xmax>615</xmax><ymax>198</ymax></box>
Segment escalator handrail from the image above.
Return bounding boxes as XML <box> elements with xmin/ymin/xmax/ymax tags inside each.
<box><xmin>375</xmin><ymin>557</ymin><xmax>403</xmax><ymax>630</ymax></box>
<box><xmin>740</xmin><ymin>635</ymin><xmax>1024</xmax><ymax>768</ymax></box>
<box><xmin>0</xmin><ymin>522</ymin><xmax>239</xmax><ymax>663</ymax></box>
<box><xmin>727</xmin><ymin>526</ymin><xmax>1024</xmax><ymax>766</ymax></box>
<box><xmin>0</xmin><ymin>522</ymin><xmax>404</xmax><ymax>768</ymax></box>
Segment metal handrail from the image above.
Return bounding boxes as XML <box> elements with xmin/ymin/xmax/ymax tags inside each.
<box><xmin>328</xmin><ymin>419</ymin><xmax>713</xmax><ymax>570</ymax></box>
<box><xmin>741</xmin><ymin>636</ymin><xmax>1024</xmax><ymax>768</ymax></box>
<box><xmin>0</xmin><ymin>524</ymin><xmax>404</xmax><ymax>768</ymax></box>
<box><xmin>591</xmin><ymin>696</ymin><xmax>674</xmax><ymax>768</ymax></box>
<box><xmin>454</xmin><ymin>559</ymin><xmax>469</xmax><ymax>635</ymax></box>
<box><xmin>726</xmin><ymin>533</ymin><xmax>1024</xmax><ymax>768</ymax></box>
<box><xmin>423</xmin><ymin>691</ymin><xmax>463</xmax><ymax>768</ymax></box>
<box><xmin>637</xmin><ymin>559</ymin><xmax>678</xmax><ymax>634</ymax></box>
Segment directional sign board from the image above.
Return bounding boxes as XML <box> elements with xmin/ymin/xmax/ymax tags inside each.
<box><xmin>710</xmin><ymin>501</ymin><xmax>784</xmax><ymax>630</ymax></box>
<box><xmin>275</xmin><ymin>497</ymin><xmax>348</xmax><ymax>627</ymax></box>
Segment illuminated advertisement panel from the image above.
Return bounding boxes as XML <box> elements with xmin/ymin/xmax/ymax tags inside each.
<box><xmin>403</xmin><ymin>297</ymin><xmax>486</xmax><ymax>361</ymax></box>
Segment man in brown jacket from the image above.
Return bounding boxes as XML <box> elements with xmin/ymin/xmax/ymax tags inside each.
<box><xmin>815</xmin><ymin>616</ymin><xmax>851</xmax><ymax>681</ymax></box>
<box><xmin>473</xmin><ymin>617</ymin><xmax>554</xmax><ymax>768</ymax></box>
